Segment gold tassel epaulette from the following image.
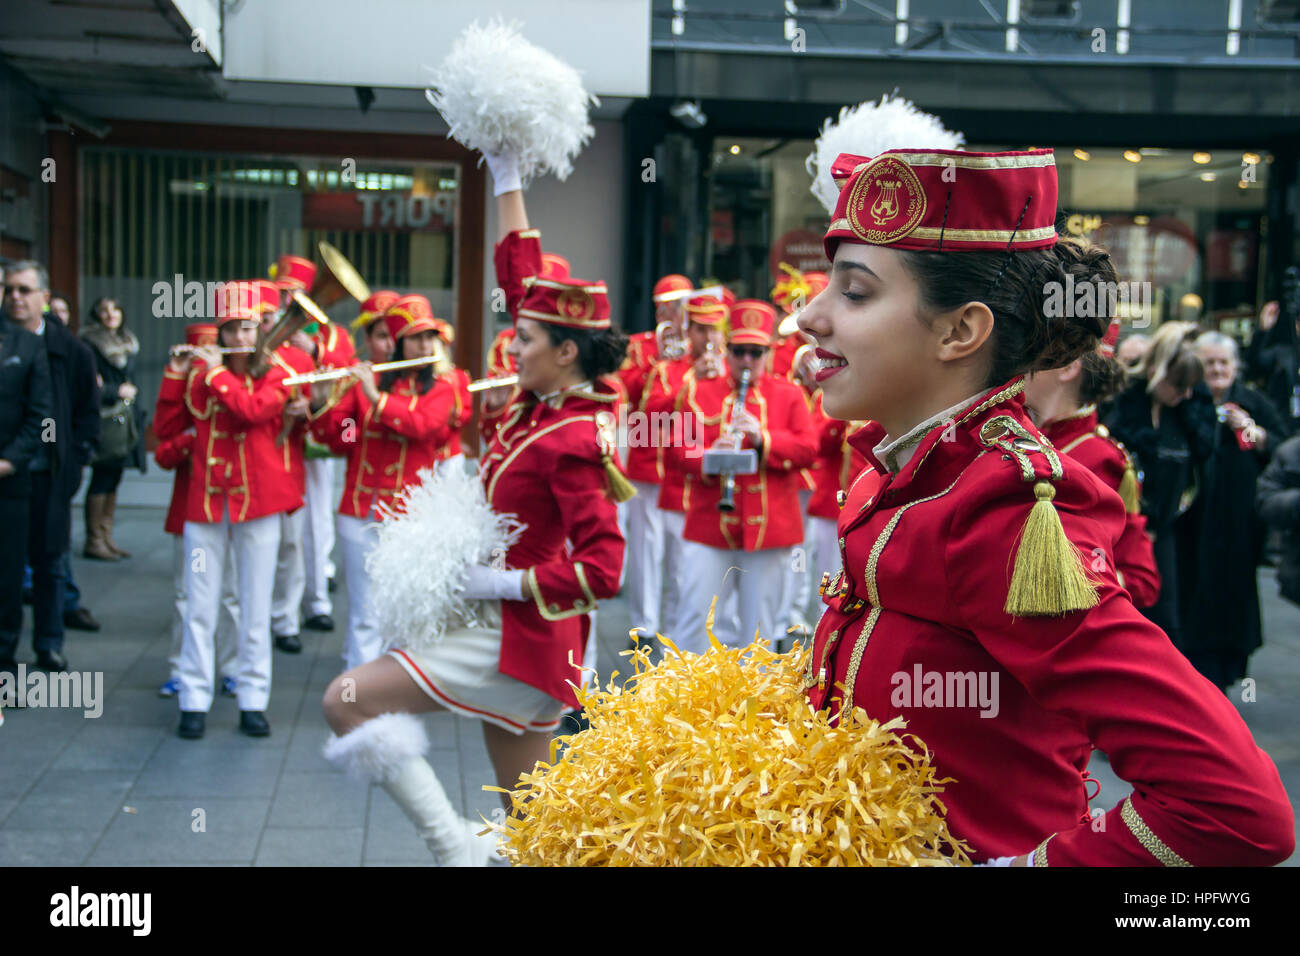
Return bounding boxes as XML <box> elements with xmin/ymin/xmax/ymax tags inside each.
<box><xmin>594</xmin><ymin>410</ymin><xmax>636</xmax><ymax>504</ymax></box>
<box><xmin>979</xmin><ymin>416</ymin><xmax>1100</xmax><ymax>617</ymax></box>
<box><xmin>1096</xmin><ymin>424</ymin><xmax>1142</xmax><ymax>516</ymax></box>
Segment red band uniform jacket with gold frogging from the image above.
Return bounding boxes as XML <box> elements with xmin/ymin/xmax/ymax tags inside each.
<box><xmin>1041</xmin><ymin>406</ymin><xmax>1161</xmax><ymax>609</ymax></box>
<box><xmin>478</xmin><ymin>380</ymin><xmax>627</xmax><ymax>708</ymax></box>
<box><xmin>667</xmin><ymin>368</ymin><xmax>817</xmax><ymax>551</ymax></box>
<box><xmin>806</xmin><ymin>379</ymin><xmax>1294</xmax><ymax>866</ymax></box>
<box><xmin>644</xmin><ymin>355</ymin><xmax>696</xmax><ymax>512</ymax></box>
<box><xmin>268</xmin><ymin>343</ymin><xmax>316</xmax><ymax>495</ymax></box>
<box><xmin>153</xmin><ymin>361</ymin><xmax>303</xmax><ymax>523</ymax></box>
<box><xmin>308</xmin><ymin>371</ymin><xmax>462</xmax><ymax>521</ymax></box>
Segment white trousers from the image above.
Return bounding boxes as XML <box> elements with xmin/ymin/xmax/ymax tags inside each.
<box><xmin>169</xmin><ymin>535</ymin><xmax>238</xmax><ymax>682</ymax></box>
<box><xmin>673</xmin><ymin>542</ymin><xmax>791</xmax><ymax>654</ymax></box>
<box><xmin>623</xmin><ymin>480</ymin><xmax>666</xmax><ymax>634</ymax></box>
<box><xmin>338</xmin><ymin>513</ymin><xmax>385</xmax><ymax>672</ymax></box>
<box><xmin>803</xmin><ymin>515</ymin><xmax>840</xmax><ymax>631</ymax></box>
<box><xmin>301</xmin><ymin>457</ymin><xmax>336</xmax><ymax>618</ymax></box>
<box><xmin>271</xmin><ymin>507</ymin><xmax>306</xmax><ymax>636</ymax></box>
<box><xmin>180</xmin><ymin>514</ymin><xmax>280</xmax><ymax>712</ymax></box>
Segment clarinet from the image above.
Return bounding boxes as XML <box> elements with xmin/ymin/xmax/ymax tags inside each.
<box><xmin>718</xmin><ymin>368</ymin><xmax>753</xmax><ymax>513</ymax></box>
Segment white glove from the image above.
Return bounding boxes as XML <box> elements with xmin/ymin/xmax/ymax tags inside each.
<box><xmin>459</xmin><ymin>564</ymin><xmax>525</xmax><ymax>601</ymax></box>
<box><xmin>977</xmin><ymin>855</ymin><xmax>1019</xmax><ymax>867</ymax></box>
<box><xmin>483</xmin><ymin>151</ymin><xmax>522</xmax><ymax>197</ymax></box>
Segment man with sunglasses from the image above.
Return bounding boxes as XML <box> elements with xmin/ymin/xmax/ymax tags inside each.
<box><xmin>666</xmin><ymin>299</ymin><xmax>817</xmax><ymax>651</ymax></box>
<box><xmin>1</xmin><ymin>260</ymin><xmax>99</xmax><ymax>675</ymax></box>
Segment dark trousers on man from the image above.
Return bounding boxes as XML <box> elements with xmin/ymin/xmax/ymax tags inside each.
<box><xmin>0</xmin><ymin>495</ymin><xmax>31</xmax><ymax>665</ymax></box>
<box><xmin>0</xmin><ymin>478</ymin><xmax>67</xmax><ymax>664</ymax></box>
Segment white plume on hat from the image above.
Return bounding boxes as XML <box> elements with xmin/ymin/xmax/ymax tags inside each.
<box><xmin>425</xmin><ymin>18</ymin><xmax>598</xmax><ymax>184</ymax></box>
<box><xmin>806</xmin><ymin>94</ymin><xmax>964</xmax><ymax>214</ymax></box>
<box><xmin>366</xmin><ymin>463</ymin><xmax>524</xmax><ymax>655</ymax></box>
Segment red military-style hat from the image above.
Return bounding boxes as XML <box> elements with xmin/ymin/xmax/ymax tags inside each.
<box><xmin>185</xmin><ymin>323</ymin><xmax>218</xmax><ymax>346</ymax></box>
<box><xmin>518</xmin><ymin>275</ymin><xmax>611</xmax><ymax>331</ymax></box>
<box><xmin>249</xmin><ymin>279</ymin><xmax>281</xmax><ymax>316</ymax></box>
<box><xmin>352</xmin><ymin>290</ymin><xmax>400</xmax><ymax>331</ymax></box>
<box><xmin>213</xmin><ymin>280</ymin><xmax>262</xmax><ymax>326</ymax></box>
<box><xmin>684</xmin><ymin>293</ymin><xmax>728</xmax><ymax>327</ymax></box>
<box><xmin>728</xmin><ymin>299</ymin><xmax>776</xmax><ymax>348</ymax></box>
<box><xmin>383</xmin><ymin>294</ymin><xmax>444</xmax><ymax>341</ymax></box>
<box><xmin>823</xmin><ymin>148</ymin><xmax>1059</xmax><ymax>259</ymax></box>
<box><xmin>540</xmin><ymin>252</ymin><xmax>571</xmax><ymax>280</ymax></box>
<box><xmin>270</xmin><ymin>254</ymin><xmax>316</xmax><ymax>291</ymax></box>
<box><xmin>720</xmin><ymin>286</ymin><xmax>737</xmax><ymax>310</ymax></box>
<box><xmin>652</xmin><ymin>273</ymin><xmax>693</xmax><ymax>303</ymax></box>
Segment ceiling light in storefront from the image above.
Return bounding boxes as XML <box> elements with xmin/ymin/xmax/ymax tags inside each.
<box><xmin>1238</xmin><ymin>180</ymin><xmax>1251</xmax><ymax>189</ymax></box>
<box><xmin>1200</xmin><ymin>172</ymin><xmax>1217</xmax><ymax>182</ymax></box>
<box><xmin>1192</xmin><ymin>152</ymin><xmax>1212</xmax><ymax>164</ymax></box>
<box><xmin>1242</xmin><ymin>152</ymin><xmax>1261</xmax><ymax>165</ymax></box>
<box><xmin>1138</xmin><ymin>148</ymin><xmax>1169</xmax><ymax>156</ymax></box>
<box><xmin>1133</xmin><ymin>215</ymin><xmax>1150</xmax><ymax>226</ymax></box>
<box><xmin>729</xmin><ymin>144</ymin><xmax>741</xmax><ymax>155</ymax></box>
<box><xmin>1123</xmin><ymin>150</ymin><xmax>1141</xmax><ymax>163</ymax></box>
<box><xmin>1073</xmin><ymin>149</ymin><xmax>1091</xmax><ymax>161</ymax></box>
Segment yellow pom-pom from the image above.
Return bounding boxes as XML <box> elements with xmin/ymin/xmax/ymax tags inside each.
<box><xmin>1004</xmin><ymin>480</ymin><xmax>1101</xmax><ymax>616</ymax></box>
<box><xmin>485</xmin><ymin>638</ymin><xmax>972</xmax><ymax>867</ymax></box>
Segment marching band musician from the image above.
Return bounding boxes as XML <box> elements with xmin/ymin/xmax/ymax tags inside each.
<box><xmin>797</xmin><ymin>146</ymin><xmax>1291</xmax><ymax>865</ymax></box>
<box><xmin>667</xmin><ymin>299</ymin><xmax>817</xmax><ymax>651</ymax></box>
<box><xmin>154</xmin><ymin>322</ymin><xmax>239</xmax><ymax>701</ymax></box>
<box><xmin>349</xmin><ymin>290</ymin><xmax>400</xmax><ymax>364</ymax></box>
<box><xmin>309</xmin><ymin>294</ymin><xmax>467</xmax><ymax>672</ymax></box>
<box><xmin>769</xmin><ymin>264</ymin><xmax>828</xmax><ymax>379</ymax></box>
<box><xmin>154</xmin><ymin>282</ymin><xmax>302</xmax><ymax>740</ymax></box>
<box><xmin>320</xmin><ymin>165</ymin><xmax>631</xmax><ymax>865</ymax></box>
<box><xmin>1024</xmin><ymin>318</ymin><xmax>1161</xmax><ymax>608</ymax></box>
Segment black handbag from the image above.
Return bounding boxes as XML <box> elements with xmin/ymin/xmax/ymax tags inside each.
<box><xmin>94</xmin><ymin>396</ymin><xmax>138</xmax><ymax>464</ymax></box>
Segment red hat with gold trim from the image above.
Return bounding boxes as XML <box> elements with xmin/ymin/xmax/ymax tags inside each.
<box><xmin>1098</xmin><ymin>317</ymin><xmax>1121</xmax><ymax>359</ymax></box>
<box><xmin>351</xmin><ymin>290</ymin><xmax>400</xmax><ymax>331</ymax></box>
<box><xmin>382</xmin><ymin>294</ymin><xmax>442</xmax><ymax>340</ymax></box>
<box><xmin>270</xmin><ymin>254</ymin><xmax>316</xmax><ymax>291</ymax></box>
<box><xmin>823</xmin><ymin>148</ymin><xmax>1059</xmax><ymax>260</ymax></box>
<box><xmin>806</xmin><ymin>272</ymin><xmax>829</xmax><ymax>297</ymax></box>
<box><xmin>652</xmin><ymin>273</ymin><xmax>693</xmax><ymax>303</ymax></box>
<box><xmin>518</xmin><ymin>276</ymin><xmax>611</xmax><ymax>331</ymax></box>
<box><xmin>720</xmin><ymin>286</ymin><xmax>737</xmax><ymax>310</ymax></box>
<box><xmin>727</xmin><ymin>299</ymin><xmax>776</xmax><ymax>347</ymax></box>
<box><xmin>213</xmin><ymin>280</ymin><xmax>262</xmax><ymax>326</ymax></box>
<box><xmin>185</xmin><ymin>323</ymin><xmax>218</xmax><ymax>346</ymax></box>
<box><xmin>684</xmin><ymin>293</ymin><xmax>728</xmax><ymax>327</ymax></box>
<box><xmin>250</xmin><ymin>279</ymin><xmax>280</xmax><ymax>316</ymax></box>
<box><xmin>540</xmin><ymin>253</ymin><xmax>571</xmax><ymax>280</ymax></box>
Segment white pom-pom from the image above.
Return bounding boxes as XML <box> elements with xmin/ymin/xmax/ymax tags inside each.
<box><xmin>366</xmin><ymin>463</ymin><xmax>524</xmax><ymax>655</ymax></box>
<box><xmin>806</xmin><ymin>94</ymin><xmax>964</xmax><ymax>214</ymax></box>
<box><xmin>425</xmin><ymin>19</ymin><xmax>598</xmax><ymax>184</ymax></box>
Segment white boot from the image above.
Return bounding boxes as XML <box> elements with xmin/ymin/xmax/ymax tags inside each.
<box><xmin>324</xmin><ymin>712</ymin><xmax>500</xmax><ymax>866</ymax></box>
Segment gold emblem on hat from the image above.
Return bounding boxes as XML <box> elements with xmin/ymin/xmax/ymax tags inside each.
<box><xmin>741</xmin><ymin>309</ymin><xmax>763</xmax><ymax>329</ymax></box>
<box><xmin>846</xmin><ymin>155</ymin><xmax>926</xmax><ymax>245</ymax></box>
<box><xmin>557</xmin><ymin>287</ymin><xmax>596</xmax><ymax>322</ymax></box>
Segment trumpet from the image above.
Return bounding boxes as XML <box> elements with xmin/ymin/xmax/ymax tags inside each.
<box><xmin>169</xmin><ymin>345</ymin><xmax>255</xmax><ymax>357</ymax></box>
<box><xmin>701</xmin><ymin>367</ymin><xmax>758</xmax><ymax>512</ymax></box>
<box><xmin>260</xmin><ymin>241</ymin><xmax>370</xmax><ymax>358</ymax></box>
<box><xmin>281</xmin><ymin>358</ymin><xmax>519</xmax><ymax>394</ymax></box>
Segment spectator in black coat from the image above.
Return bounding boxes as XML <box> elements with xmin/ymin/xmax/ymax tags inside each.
<box><xmin>1105</xmin><ymin>321</ymin><xmax>1217</xmax><ymax>649</ymax></box>
<box><xmin>80</xmin><ymin>296</ymin><xmax>143</xmax><ymax>560</ymax></box>
<box><xmin>1257</xmin><ymin>432</ymin><xmax>1300</xmax><ymax>609</ymax></box>
<box><xmin>1</xmin><ymin>260</ymin><xmax>99</xmax><ymax>672</ymax></box>
<box><xmin>1244</xmin><ymin>300</ymin><xmax>1298</xmax><ymax>437</ymax></box>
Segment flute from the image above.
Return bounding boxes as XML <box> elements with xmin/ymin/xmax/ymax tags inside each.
<box><xmin>281</xmin><ymin>355</ymin><xmax>440</xmax><ymax>387</ymax></box>
<box><xmin>169</xmin><ymin>345</ymin><xmax>255</xmax><ymax>357</ymax></box>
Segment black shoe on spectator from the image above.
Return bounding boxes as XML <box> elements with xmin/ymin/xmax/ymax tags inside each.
<box><xmin>178</xmin><ymin>711</ymin><xmax>205</xmax><ymax>739</ymax></box>
<box><xmin>303</xmin><ymin>614</ymin><xmax>334</xmax><ymax>632</ymax></box>
<box><xmin>239</xmin><ymin>711</ymin><xmax>271</xmax><ymax>737</ymax></box>
<box><xmin>21</xmin><ymin>588</ymin><xmax>32</xmax><ymax>606</ymax></box>
<box><xmin>274</xmin><ymin>634</ymin><xmax>302</xmax><ymax>654</ymax></box>
<box><xmin>327</xmin><ymin>577</ymin><xmax>337</xmax><ymax>593</ymax></box>
<box><xmin>35</xmin><ymin>651</ymin><xmax>69</xmax><ymax>672</ymax></box>
<box><xmin>64</xmin><ymin>607</ymin><xmax>101</xmax><ymax>632</ymax></box>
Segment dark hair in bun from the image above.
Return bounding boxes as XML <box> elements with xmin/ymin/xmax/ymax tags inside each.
<box><xmin>900</xmin><ymin>236</ymin><xmax>1115</xmax><ymax>387</ymax></box>
<box><xmin>543</xmin><ymin>324</ymin><xmax>630</xmax><ymax>381</ymax></box>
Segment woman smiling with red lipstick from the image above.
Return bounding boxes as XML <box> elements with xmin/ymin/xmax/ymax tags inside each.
<box><xmin>795</xmin><ymin>147</ymin><xmax>1292</xmax><ymax>867</ymax></box>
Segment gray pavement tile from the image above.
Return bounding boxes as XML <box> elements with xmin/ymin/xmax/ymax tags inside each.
<box><xmin>364</xmin><ymin>787</ymin><xmax>452</xmax><ymax>863</ymax></box>
<box><xmin>0</xmin><ymin>798</ymin><xmax>17</xmax><ymax>825</ymax></box>
<box><xmin>0</xmin><ymin>761</ymin><xmax>53</xmax><ymax>799</ymax></box>
<box><xmin>254</xmin><ymin>826</ymin><xmax>364</xmax><ymax>866</ymax></box>
<box><xmin>51</xmin><ymin>724</ymin><xmax>166</xmax><ymax>772</ymax></box>
<box><xmin>87</xmin><ymin>798</ymin><xmax>269</xmax><ymax>864</ymax></box>
<box><xmin>363</xmin><ymin>860</ymin><xmax>433</xmax><ymax>867</ymax></box>
<box><xmin>267</xmin><ymin>771</ymin><xmax>369</xmax><ymax>828</ymax></box>
<box><xmin>91</xmin><ymin>688</ymin><xmax>188</xmax><ymax>727</ymax></box>
<box><xmin>132</xmin><ymin>747</ymin><xmax>286</xmax><ymax>798</ymax></box>
<box><xmin>0</xmin><ymin>829</ymin><xmax>104</xmax><ymax>866</ymax></box>
<box><xmin>3</xmin><ymin>770</ymin><xmax>136</xmax><ymax>832</ymax></box>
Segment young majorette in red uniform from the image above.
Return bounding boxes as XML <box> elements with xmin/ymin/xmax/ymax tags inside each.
<box><xmin>1024</xmin><ymin>318</ymin><xmax>1161</xmax><ymax>608</ymax></box>
<box><xmin>309</xmin><ymin>294</ymin><xmax>469</xmax><ymax>672</ymax></box>
<box><xmin>154</xmin><ymin>283</ymin><xmax>302</xmax><ymax>740</ymax></box>
<box><xmin>797</xmin><ymin>146</ymin><xmax>1293</xmax><ymax>865</ymax></box>
<box><xmin>667</xmin><ymin>299</ymin><xmax>817</xmax><ymax>651</ymax></box>
<box><xmin>154</xmin><ymin>322</ymin><xmax>239</xmax><ymax>701</ymax></box>
<box><xmin>319</xmin><ymin>169</ymin><xmax>631</xmax><ymax>865</ymax></box>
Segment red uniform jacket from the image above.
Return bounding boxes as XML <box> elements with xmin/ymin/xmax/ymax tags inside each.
<box><xmin>310</xmin><ymin>372</ymin><xmax>462</xmax><ymax>520</ymax></box>
<box><xmin>486</xmin><ymin>328</ymin><xmax>517</xmax><ymax>378</ymax></box>
<box><xmin>805</xmin><ymin>379</ymin><xmax>1293</xmax><ymax>866</ymax></box>
<box><xmin>311</xmin><ymin>321</ymin><xmax>356</xmax><ymax>370</ymax></box>
<box><xmin>438</xmin><ymin>367</ymin><xmax>474</xmax><ymax>461</ymax></box>
<box><xmin>645</xmin><ymin>356</ymin><xmax>696</xmax><ymax>511</ymax></box>
<box><xmin>154</xmin><ymin>363</ymin><xmax>302</xmax><ymax>523</ymax></box>
<box><xmin>667</xmin><ymin>369</ymin><xmax>816</xmax><ymax>551</ymax></box>
<box><xmin>267</xmin><ymin>344</ymin><xmax>315</xmax><ymax>489</ymax></box>
<box><xmin>617</xmin><ymin>329</ymin><xmax>660</xmax><ymax>440</ymax></box>
<box><xmin>1042</xmin><ymin>407</ymin><xmax>1161</xmax><ymax>609</ymax></box>
<box><xmin>479</xmin><ymin>380</ymin><xmax>627</xmax><ymax>707</ymax></box>
<box><xmin>153</xmin><ymin>431</ymin><xmax>195</xmax><ymax>536</ymax></box>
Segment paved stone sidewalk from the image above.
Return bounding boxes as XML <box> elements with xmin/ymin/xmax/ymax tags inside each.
<box><xmin>1</xmin><ymin>480</ymin><xmax>1296</xmax><ymax>865</ymax></box>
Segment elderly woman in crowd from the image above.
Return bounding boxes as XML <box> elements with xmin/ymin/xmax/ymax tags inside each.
<box><xmin>80</xmin><ymin>296</ymin><xmax>143</xmax><ymax>560</ymax></box>
<box><xmin>1175</xmin><ymin>332</ymin><xmax>1287</xmax><ymax>690</ymax></box>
